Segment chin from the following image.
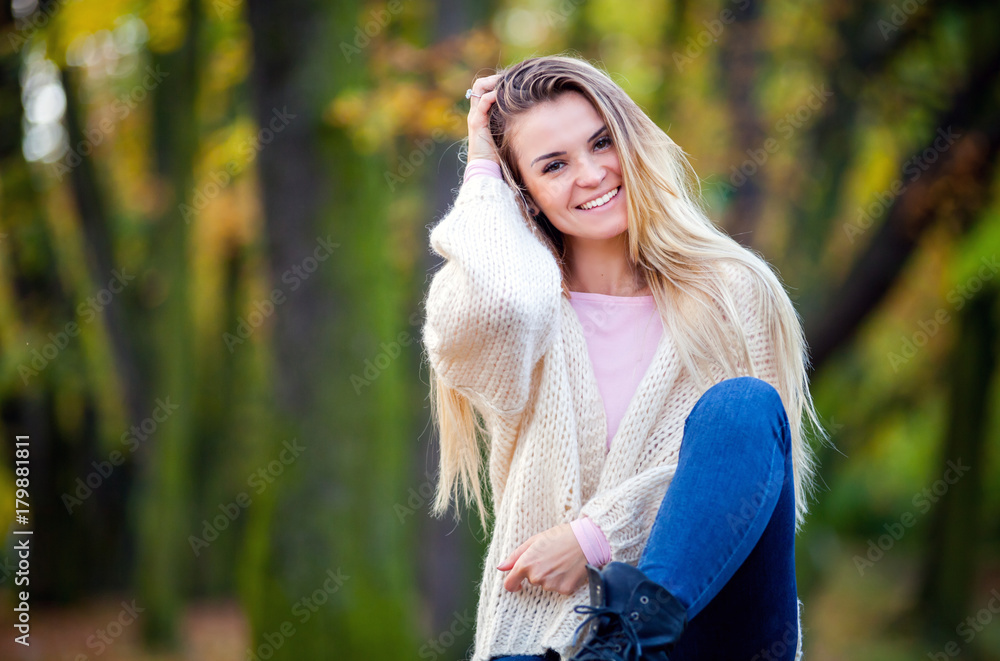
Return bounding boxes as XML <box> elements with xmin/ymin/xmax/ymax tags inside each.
<box><xmin>553</xmin><ymin>212</ymin><xmax>629</xmax><ymax>241</ymax></box>
<box><xmin>594</xmin><ymin>216</ymin><xmax>629</xmax><ymax>240</ymax></box>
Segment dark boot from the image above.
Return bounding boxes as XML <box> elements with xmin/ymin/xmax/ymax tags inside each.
<box><xmin>567</xmin><ymin>562</ymin><xmax>687</xmax><ymax>661</ymax></box>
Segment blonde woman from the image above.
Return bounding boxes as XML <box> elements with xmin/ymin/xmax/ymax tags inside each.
<box><xmin>421</xmin><ymin>55</ymin><xmax>823</xmax><ymax>661</ymax></box>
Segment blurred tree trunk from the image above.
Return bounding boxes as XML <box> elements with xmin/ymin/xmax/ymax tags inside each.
<box><xmin>242</xmin><ymin>0</ymin><xmax>421</xmax><ymax>657</ymax></box>
<box><xmin>411</xmin><ymin>0</ymin><xmax>490</xmax><ymax>647</ymax></box>
<box><xmin>132</xmin><ymin>0</ymin><xmax>202</xmax><ymax>646</ymax></box>
<box><xmin>787</xmin><ymin>0</ymin><xmax>943</xmax><ymax>272</ymax></box>
<box><xmin>916</xmin><ymin>286</ymin><xmax>997</xmax><ymax>642</ymax></box>
<box><xmin>717</xmin><ymin>0</ymin><xmax>766</xmax><ymax>245</ymax></box>
<box><xmin>803</xmin><ymin>52</ymin><xmax>1000</xmax><ymax>370</ymax></box>
<box><xmin>1</xmin><ymin>1</ymin><xmax>137</xmax><ymax>603</ymax></box>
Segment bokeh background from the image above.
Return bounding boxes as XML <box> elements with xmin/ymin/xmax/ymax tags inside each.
<box><xmin>1</xmin><ymin>0</ymin><xmax>999</xmax><ymax>659</ymax></box>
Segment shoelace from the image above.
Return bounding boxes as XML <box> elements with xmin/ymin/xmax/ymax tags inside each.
<box><xmin>571</xmin><ymin>603</ymin><xmax>643</xmax><ymax>661</ymax></box>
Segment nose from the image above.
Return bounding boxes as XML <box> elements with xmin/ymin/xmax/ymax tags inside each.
<box><xmin>576</xmin><ymin>154</ymin><xmax>606</xmax><ymax>188</ymax></box>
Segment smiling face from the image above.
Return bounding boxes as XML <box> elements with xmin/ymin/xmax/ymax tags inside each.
<box><xmin>509</xmin><ymin>91</ymin><xmax>628</xmax><ymax>245</ymax></box>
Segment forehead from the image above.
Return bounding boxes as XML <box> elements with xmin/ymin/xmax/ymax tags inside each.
<box><xmin>512</xmin><ymin>91</ymin><xmax>604</xmax><ymax>162</ymax></box>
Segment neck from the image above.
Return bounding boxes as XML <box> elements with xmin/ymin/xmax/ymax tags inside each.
<box><xmin>565</xmin><ymin>233</ymin><xmax>649</xmax><ymax>296</ymax></box>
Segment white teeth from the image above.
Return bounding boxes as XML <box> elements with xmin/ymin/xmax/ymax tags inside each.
<box><xmin>578</xmin><ymin>186</ymin><xmax>619</xmax><ymax>210</ymax></box>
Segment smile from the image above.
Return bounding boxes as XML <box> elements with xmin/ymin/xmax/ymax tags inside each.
<box><xmin>576</xmin><ymin>186</ymin><xmax>621</xmax><ymax>210</ymax></box>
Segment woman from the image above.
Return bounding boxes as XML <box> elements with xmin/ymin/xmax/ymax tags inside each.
<box><xmin>421</xmin><ymin>55</ymin><xmax>823</xmax><ymax>661</ymax></box>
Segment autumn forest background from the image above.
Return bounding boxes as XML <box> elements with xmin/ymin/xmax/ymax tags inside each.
<box><xmin>0</xmin><ymin>0</ymin><xmax>999</xmax><ymax>659</ymax></box>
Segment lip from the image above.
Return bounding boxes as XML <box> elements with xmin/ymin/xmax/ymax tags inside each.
<box><xmin>576</xmin><ymin>185</ymin><xmax>621</xmax><ymax>211</ymax></box>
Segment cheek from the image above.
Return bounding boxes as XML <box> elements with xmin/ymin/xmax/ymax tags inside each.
<box><xmin>546</xmin><ymin>217</ymin><xmax>573</xmax><ymax>238</ymax></box>
<box><xmin>532</xmin><ymin>184</ymin><xmax>562</xmax><ymax>211</ymax></box>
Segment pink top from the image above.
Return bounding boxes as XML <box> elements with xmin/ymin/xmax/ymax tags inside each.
<box><xmin>567</xmin><ymin>291</ymin><xmax>662</xmax><ymax>567</ymax></box>
<box><xmin>567</xmin><ymin>291</ymin><xmax>663</xmax><ymax>453</ymax></box>
<box><xmin>463</xmin><ymin>159</ymin><xmax>663</xmax><ymax>568</ymax></box>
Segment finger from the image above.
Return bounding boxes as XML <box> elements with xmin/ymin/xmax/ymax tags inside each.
<box><xmin>498</xmin><ymin>538</ymin><xmax>532</xmax><ymax>570</ymax></box>
<box><xmin>498</xmin><ymin>538</ymin><xmax>534</xmax><ymax>582</ymax></box>
<box><xmin>504</xmin><ymin>562</ymin><xmax>532</xmax><ymax>592</ymax></box>
<box><xmin>469</xmin><ymin>88</ymin><xmax>497</xmax><ymax>112</ymax></box>
<box><xmin>471</xmin><ymin>73</ymin><xmax>500</xmax><ymax>93</ymax></box>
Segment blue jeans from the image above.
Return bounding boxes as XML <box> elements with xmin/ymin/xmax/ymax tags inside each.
<box><xmin>638</xmin><ymin>376</ymin><xmax>799</xmax><ymax>660</ymax></box>
<box><xmin>492</xmin><ymin>376</ymin><xmax>799</xmax><ymax>661</ymax></box>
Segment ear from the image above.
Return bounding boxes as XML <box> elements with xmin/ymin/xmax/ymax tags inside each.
<box><xmin>523</xmin><ymin>191</ymin><xmax>539</xmax><ymax>217</ymax></box>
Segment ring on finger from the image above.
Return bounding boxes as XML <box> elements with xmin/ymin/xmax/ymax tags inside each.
<box><xmin>466</xmin><ymin>88</ymin><xmax>482</xmax><ymax>99</ymax></box>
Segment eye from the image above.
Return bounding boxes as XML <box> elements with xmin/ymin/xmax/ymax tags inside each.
<box><xmin>540</xmin><ymin>135</ymin><xmax>611</xmax><ymax>174</ymax></box>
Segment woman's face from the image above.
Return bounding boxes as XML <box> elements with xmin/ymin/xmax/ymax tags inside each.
<box><xmin>510</xmin><ymin>91</ymin><xmax>627</xmax><ymax>244</ymax></box>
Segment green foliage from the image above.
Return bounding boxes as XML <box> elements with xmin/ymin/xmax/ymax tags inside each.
<box><xmin>0</xmin><ymin>0</ymin><xmax>998</xmax><ymax>658</ymax></box>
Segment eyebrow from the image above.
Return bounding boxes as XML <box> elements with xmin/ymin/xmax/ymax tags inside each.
<box><xmin>530</xmin><ymin>125</ymin><xmax>609</xmax><ymax>167</ymax></box>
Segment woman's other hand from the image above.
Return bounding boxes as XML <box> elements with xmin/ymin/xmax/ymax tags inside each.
<box><xmin>497</xmin><ymin>523</ymin><xmax>589</xmax><ymax>596</ymax></box>
<box><xmin>467</xmin><ymin>74</ymin><xmax>501</xmax><ymax>164</ymax></box>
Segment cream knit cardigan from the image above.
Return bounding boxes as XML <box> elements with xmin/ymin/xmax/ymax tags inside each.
<box><xmin>422</xmin><ymin>175</ymin><xmax>804</xmax><ymax>660</ymax></box>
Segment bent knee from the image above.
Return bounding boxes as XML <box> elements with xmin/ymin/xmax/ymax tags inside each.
<box><xmin>703</xmin><ymin>376</ymin><xmax>782</xmax><ymax>409</ymax></box>
<box><xmin>689</xmin><ymin>376</ymin><xmax>787</xmax><ymax>431</ymax></box>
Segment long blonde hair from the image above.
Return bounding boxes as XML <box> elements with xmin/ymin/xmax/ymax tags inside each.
<box><xmin>426</xmin><ymin>54</ymin><xmax>825</xmax><ymax>533</ymax></box>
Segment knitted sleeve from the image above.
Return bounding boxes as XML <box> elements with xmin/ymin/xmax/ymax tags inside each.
<box><xmin>577</xmin><ymin>464</ymin><xmax>678</xmax><ymax>566</ymax></box>
<box><xmin>422</xmin><ymin>175</ymin><xmax>563</xmax><ymax>415</ymax></box>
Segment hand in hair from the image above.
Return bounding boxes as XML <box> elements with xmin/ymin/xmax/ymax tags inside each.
<box><xmin>467</xmin><ymin>74</ymin><xmax>502</xmax><ymax>164</ymax></box>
